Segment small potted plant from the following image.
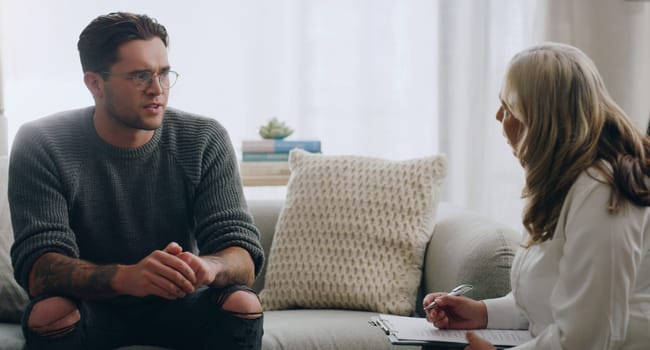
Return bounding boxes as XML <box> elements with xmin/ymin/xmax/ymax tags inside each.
<box><xmin>258</xmin><ymin>117</ymin><xmax>294</xmax><ymax>139</ymax></box>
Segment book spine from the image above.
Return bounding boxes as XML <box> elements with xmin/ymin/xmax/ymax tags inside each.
<box><xmin>241</xmin><ymin>174</ymin><xmax>290</xmax><ymax>186</ymax></box>
<box><xmin>242</xmin><ymin>140</ymin><xmax>321</xmax><ymax>153</ymax></box>
<box><xmin>274</xmin><ymin>140</ymin><xmax>321</xmax><ymax>153</ymax></box>
<box><xmin>240</xmin><ymin>161</ymin><xmax>291</xmax><ymax>176</ymax></box>
<box><xmin>242</xmin><ymin>152</ymin><xmax>290</xmax><ymax>161</ymax></box>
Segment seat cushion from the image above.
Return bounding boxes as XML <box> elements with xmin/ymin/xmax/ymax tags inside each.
<box><xmin>262</xmin><ymin>310</ymin><xmax>419</xmax><ymax>350</ymax></box>
<box><xmin>0</xmin><ymin>323</ymin><xmax>25</xmax><ymax>350</ymax></box>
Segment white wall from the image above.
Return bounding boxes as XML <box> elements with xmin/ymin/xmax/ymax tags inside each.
<box><xmin>1</xmin><ymin>1</ymin><xmax>306</xmax><ymax>150</ymax></box>
<box><xmin>0</xmin><ymin>0</ymin><xmax>445</xmax><ymax>215</ymax></box>
<box><xmin>0</xmin><ymin>0</ymin><xmax>441</xmax><ymax>159</ymax></box>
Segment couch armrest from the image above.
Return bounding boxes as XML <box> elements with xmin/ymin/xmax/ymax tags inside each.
<box><xmin>422</xmin><ymin>203</ymin><xmax>520</xmax><ymax>302</ymax></box>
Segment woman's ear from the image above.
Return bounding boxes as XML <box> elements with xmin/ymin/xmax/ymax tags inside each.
<box><xmin>83</xmin><ymin>71</ymin><xmax>104</xmax><ymax>99</ymax></box>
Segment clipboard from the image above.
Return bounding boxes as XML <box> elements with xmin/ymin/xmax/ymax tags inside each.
<box><xmin>369</xmin><ymin>314</ymin><xmax>532</xmax><ymax>349</ymax></box>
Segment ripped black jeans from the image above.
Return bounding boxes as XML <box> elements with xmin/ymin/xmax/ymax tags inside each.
<box><xmin>22</xmin><ymin>285</ymin><xmax>263</xmax><ymax>350</ymax></box>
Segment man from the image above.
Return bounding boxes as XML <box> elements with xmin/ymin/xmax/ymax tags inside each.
<box><xmin>9</xmin><ymin>12</ymin><xmax>264</xmax><ymax>350</ymax></box>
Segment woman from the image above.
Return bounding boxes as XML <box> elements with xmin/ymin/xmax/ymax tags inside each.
<box><xmin>424</xmin><ymin>43</ymin><xmax>650</xmax><ymax>349</ymax></box>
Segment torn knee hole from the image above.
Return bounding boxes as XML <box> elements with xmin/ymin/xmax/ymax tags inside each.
<box><xmin>33</xmin><ymin>323</ymin><xmax>78</xmax><ymax>338</ymax></box>
<box><xmin>27</xmin><ymin>297</ymin><xmax>80</xmax><ymax>337</ymax></box>
<box><xmin>218</xmin><ymin>289</ymin><xmax>263</xmax><ymax>318</ymax></box>
<box><xmin>228</xmin><ymin>310</ymin><xmax>263</xmax><ymax>319</ymax></box>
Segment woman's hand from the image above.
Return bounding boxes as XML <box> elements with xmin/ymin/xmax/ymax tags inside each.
<box><xmin>423</xmin><ymin>292</ymin><xmax>488</xmax><ymax>329</ymax></box>
<box><xmin>464</xmin><ymin>331</ymin><xmax>496</xmax><ymax>350</ymax></box>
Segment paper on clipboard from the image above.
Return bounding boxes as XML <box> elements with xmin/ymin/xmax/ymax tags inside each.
<box><xmin>369</xmin><ymin>314</ymin><xmax>532</xmax><ymax>348</ymax></box>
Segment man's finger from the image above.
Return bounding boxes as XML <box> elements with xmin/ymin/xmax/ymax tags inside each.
<box><xmin>146</xmin><ymin>253</ymin><xmax>196</xmax><ymax>292</ymax></box>
<box><xmin>163</xmin><ymin>241</ymin><xmax>183</xmax><ymax>255</ymax></box>
<box><xmin>155</xmin><ymin>250</ymin><xmax>197</xmax><ymax>285</ymax></box>
<box><xmin>148</xmin><ymin>276</ymin><xmax>184</xmax><ymax>300</ymax></box>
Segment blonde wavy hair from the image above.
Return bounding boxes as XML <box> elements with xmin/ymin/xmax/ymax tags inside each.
<box><xmin>501</xmin><ymin>43</ymin><xmax>650</xmax><ymax>245</ymax></box>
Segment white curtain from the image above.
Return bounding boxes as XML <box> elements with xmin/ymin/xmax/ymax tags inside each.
<box><xmin>0</xmin><ymin>50</ymin><xmax>6</xmax><ymax>157</ymax></box>
<box><xmin>1</xmin><ymin>0</ymin><xmax>647</xmax><ymax>230</ymax></box>
<box><xmin>436</xmin><ymin>1</ymin><xmax>536</xmax><ymax>228</ymax></box>
<box><xmin>537</xmin><ymin>0</ymin><xmax>650</xmax><ymax>131</ymax></box>
<box><xmin>0</xmin><ymin>0</ymin><xmax>6</xmax><ymax>156</ymax></box>
<box><xmin>435</xmin><ymin>0</ymin><xmax>650</xmax><ymax>228</ymax></box>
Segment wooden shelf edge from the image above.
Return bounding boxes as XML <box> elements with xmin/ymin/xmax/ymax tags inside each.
<box><xmin>242</xmin><ymin>175</ymin><xmax>290</xmax><ymax>186</ymax></box>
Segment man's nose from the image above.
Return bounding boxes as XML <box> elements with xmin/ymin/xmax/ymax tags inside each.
<box><xmin>145</xmin><ymin>74</ymin><xmax>164</xmax><ymax>94</ymax></box>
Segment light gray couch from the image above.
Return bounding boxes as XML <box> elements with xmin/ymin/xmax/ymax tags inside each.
<box><xmin>0</xmin><ymin>155</ymin><xmax>521</xmax><ymax>350</ymax></box>
<box><xmin>249</xmin><ymin>200</ymin><xmax>520</xmax><ymax>350</ymax></box>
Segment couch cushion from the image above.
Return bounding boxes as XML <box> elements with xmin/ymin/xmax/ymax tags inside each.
<box><xmin>0</xmin><ymin>156</ymin><xmax>29</xmax><ymax>322</ymax></box>
<box><xmin>0</xmin><ymin>323</ymin><xmax>25</xmax><ymax>349</ymax></box>
<box><xmin>262</xmin><ymin>310</ymin><xmax>418</xmax><ymax>350</ymax></box>
<box><xmin>260</xmin><ymin>150</ymin><xmax>446</xmax><ymax>316</ymax></box>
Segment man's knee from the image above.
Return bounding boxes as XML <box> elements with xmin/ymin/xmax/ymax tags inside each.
<box><xmin>221</xmin><ymin>290</ymin><xmax>263</xmax><ymax>319</ymax></box>
<box><xmin>27</xmin><ymin>296</ymin><xmax>80</xmax><ymax>337</ymax></box>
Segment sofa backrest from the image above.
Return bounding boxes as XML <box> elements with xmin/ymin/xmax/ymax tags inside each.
<box><xmin>0</xmin><ymin>156</ymin><xmax>30</xmax><ymax>322</ymax></box>
<box><xmin>247</xmin><ymin>199</ymin><xmax>284</xmax><ymax>292</ymax></box>
<box><xmin>248</xmin><ymin>198</ymin><xmax>521</xmax><ymax>304</ymax></box>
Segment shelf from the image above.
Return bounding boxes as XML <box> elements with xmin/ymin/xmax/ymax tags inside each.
<box><xmin>242</xmin><ymin>174</ymin><xmax>290</xmax><ymax>186</ymax></box>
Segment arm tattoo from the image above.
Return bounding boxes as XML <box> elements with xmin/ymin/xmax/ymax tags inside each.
<box><xmin>206</xmin><ymin>247</ymin><xmax>255</xmax><ymax>288</ymax></box>
<box><xmin>30</xmin><ymin>253</ymin><xmax>119</xmax><ymax>299</ymax></box>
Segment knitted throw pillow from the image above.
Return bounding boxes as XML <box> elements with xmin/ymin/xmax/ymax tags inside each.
<box><xmin>259</xmin><ymin>149</ymin><xmax>447</xmax><ymax>315</ymax></box>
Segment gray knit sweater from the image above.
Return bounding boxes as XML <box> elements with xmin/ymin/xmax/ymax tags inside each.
<box><xmin>9</xmin><ymin>107</ymin><xmax>264</xmax><ymax>290</ymax></box>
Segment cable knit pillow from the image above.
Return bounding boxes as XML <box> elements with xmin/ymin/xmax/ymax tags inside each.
<box><xmin>260</xmin><ymin>149</ymin><xmax>446</xmax><ymax>315</ymax></box>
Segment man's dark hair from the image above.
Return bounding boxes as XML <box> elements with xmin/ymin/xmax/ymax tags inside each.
<box><xmin>77</xmin><ymin>12</ymin><xmax>169</xmax><ymax>73</ymax></box>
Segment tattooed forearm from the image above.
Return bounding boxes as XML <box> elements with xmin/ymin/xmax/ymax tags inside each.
<box><xmin>29</xmin><ymin>252</ymin><xmax>119</xmax><ymax>299</ymax></box>
<box><xmin>206</xmin><ymin>247</ymin><xmax>255</xmax><ymax>288</ymax></box>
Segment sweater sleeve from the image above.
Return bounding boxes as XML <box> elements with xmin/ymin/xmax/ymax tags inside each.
<box><xmin>483</xmin><ymin>292</ymin><xmax>529</xmax><ymax>330</ymax></box>
<box><xmin>9</xmin><ymin>123</ymin><xmax>80</xmax><ymax>291</ymax></box>
<box><xmin>190</xmin><ymin>120</ymin><xmax>265</xmax><ymax>276</ymax></box>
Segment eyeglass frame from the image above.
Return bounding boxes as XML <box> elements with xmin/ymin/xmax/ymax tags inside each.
<box><xmin>100</xmin><ymin>69</ymin><xmax>179</xmax><ymax>90</ymax></box>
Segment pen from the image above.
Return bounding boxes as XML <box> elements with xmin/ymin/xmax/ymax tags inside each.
<box><xmin>379</xmin><ymin>322</ymin><xmax>391</xmax><ymax>335</ymax></box>
<box><xmin>424</xmin><ymin>284</ymin><xmax>473</xmax><ymax>310</ymax></box>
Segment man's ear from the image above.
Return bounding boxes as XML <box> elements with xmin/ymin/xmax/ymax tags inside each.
<box><xmin>83</xmin><ymin>71</ymin><xmax>104</xmax><ymax>98</ymax></box>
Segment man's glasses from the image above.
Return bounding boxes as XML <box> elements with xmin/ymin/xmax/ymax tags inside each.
<box><xmin>101</xmin><ymin>70</ymin><xmax>179</xmax><ymax>90</ymax></box>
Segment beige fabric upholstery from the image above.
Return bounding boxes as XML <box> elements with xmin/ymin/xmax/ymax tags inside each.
<box><xmin>422</xmin><ymin>204</ymin><xmax>519</xmax><ymax>302</ymax></box>
<box><xmin>263</xmin><ymin>309</ymin><xmax>419</xmax><ymax>350</ymax></box>
<box><xmin>0</xmin><ymin>156</ymin><xmax>28</xmax><ymax>322</ymax></box>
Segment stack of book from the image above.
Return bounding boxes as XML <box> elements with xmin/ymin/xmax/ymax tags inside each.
<box><xmin>240</xmin><ymin>139</ymin><xmax>321</xmax><ymax>186</ymax></box>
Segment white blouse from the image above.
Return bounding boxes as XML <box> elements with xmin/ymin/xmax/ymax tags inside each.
<box><xmin>483</xmin><ymin>168</ymin><xmax>650</xmax><ymax>349</ymax></box>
